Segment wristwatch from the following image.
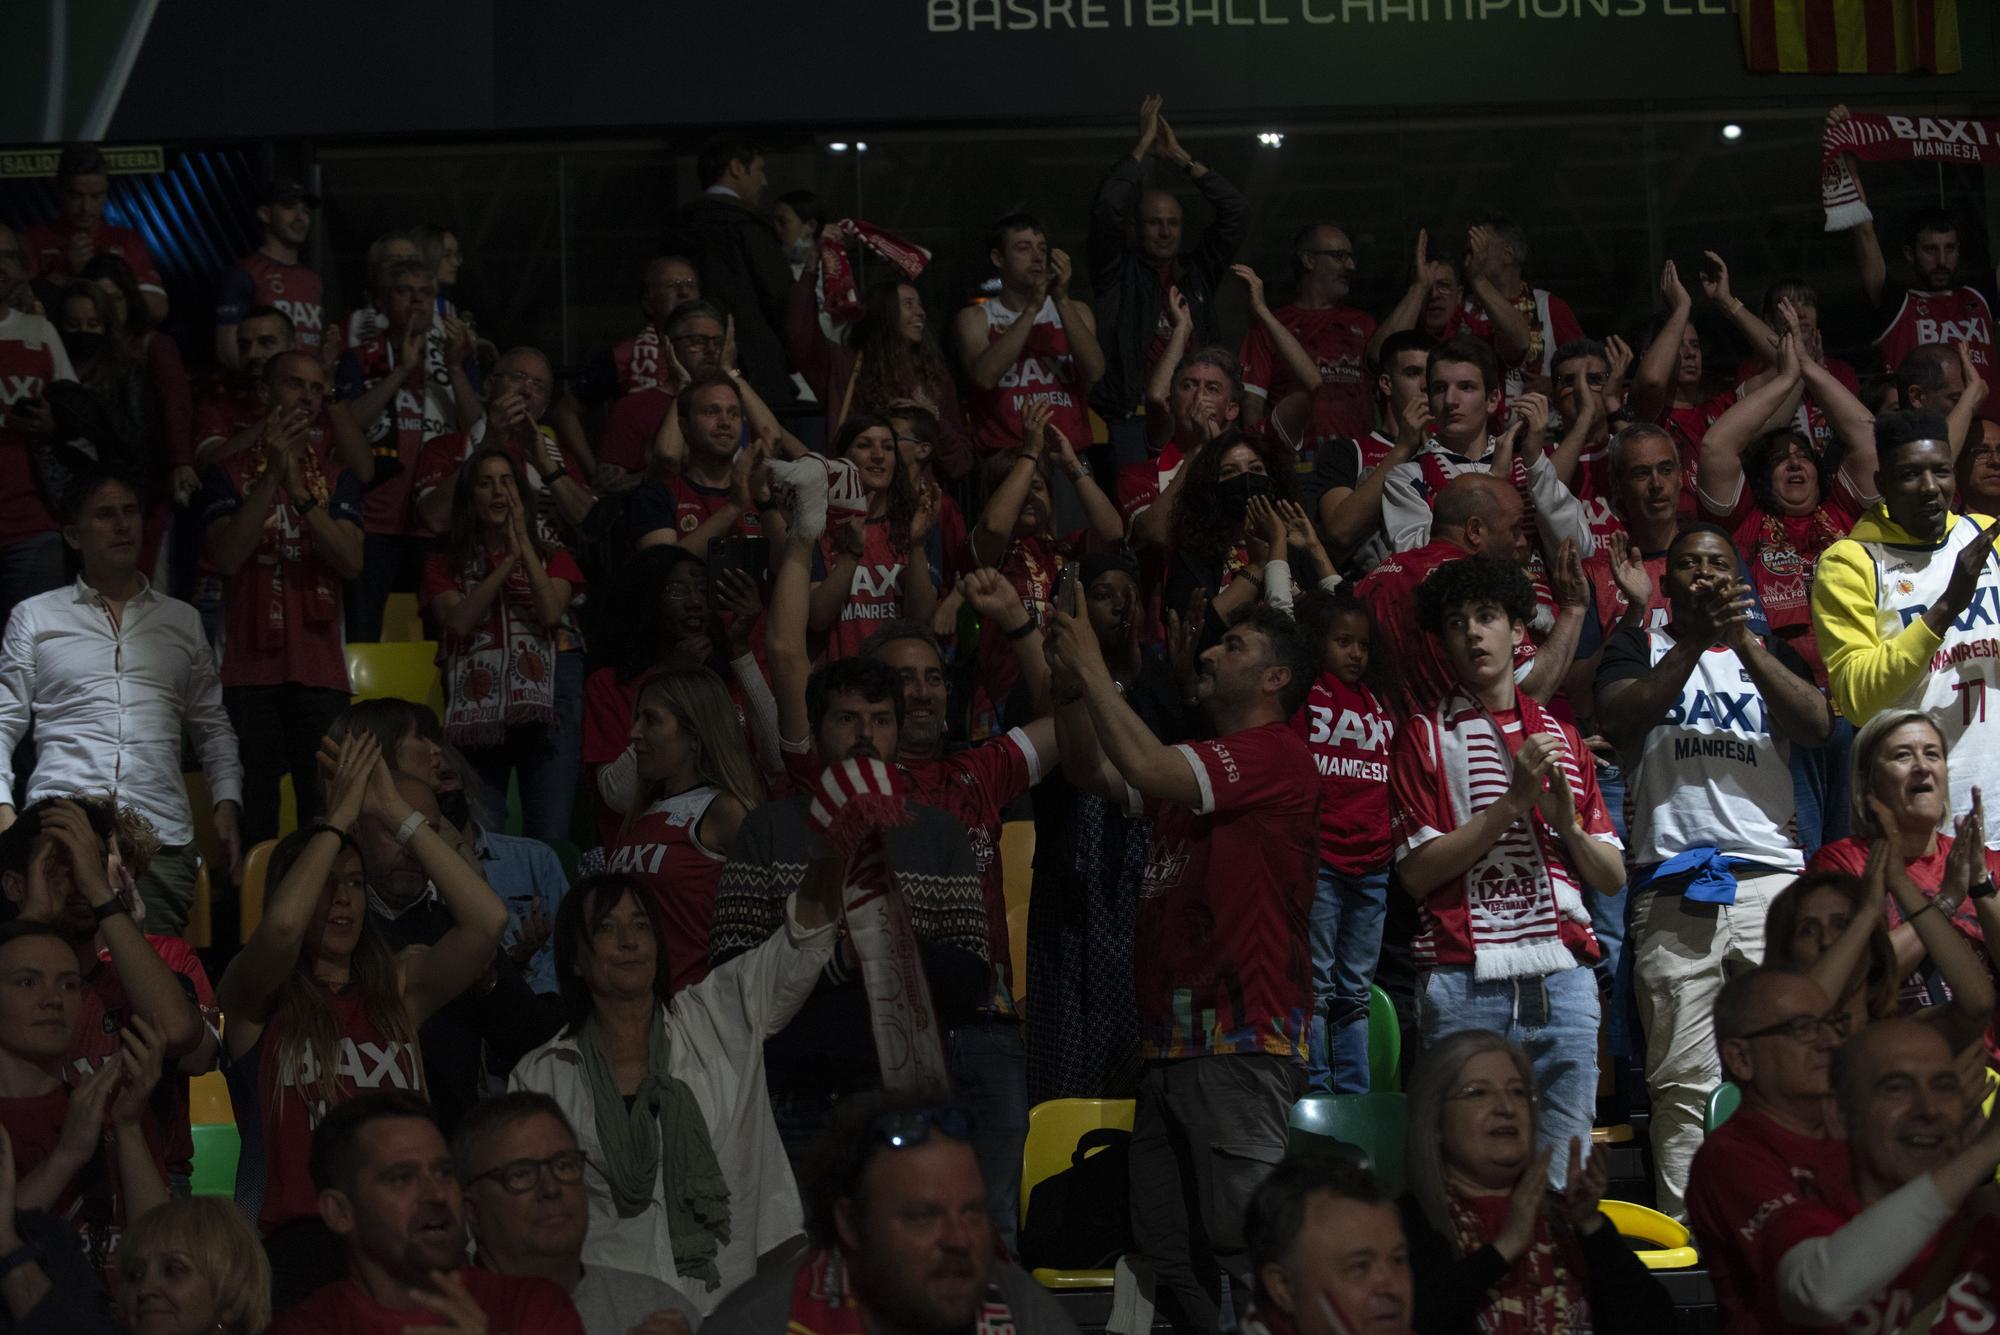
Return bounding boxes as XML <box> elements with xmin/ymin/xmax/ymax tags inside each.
<box><xmin>1971</xmin><ymin>875</ymin><xmax>1997</xmax><ymax>901</ymax></box>
<box><xmin>92</xmin><ymin>897</ymin><xmax>129</xmax><ymax>924</ymax></box>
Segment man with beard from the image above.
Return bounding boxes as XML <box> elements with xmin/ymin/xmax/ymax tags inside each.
<box><xmin>360</xmin><ymin>777</ymin><xmax>554</xmax><ymax>1135</ymax></box>
<box><xmin>631</xmin><ymin>371</ymin><xmax>780</xmax><ymax>555</ymax></box>
<box><xmin>601</xmin><ymin>302</ymin><xmax>801</xmax><ymax>478</ymax></box>
<box><xmin>456</xmin><ymin>1092</ymin><xmax>698</xmax><ymax>1335</ymax></box>
<box><xmin>1834</xmin><ymin>104</ymin><xmax>1999</xmax><ymax>412</ymax></box>
<box><xmin>702</xmin><ymin>1090</ymin><xmax>1076</xmax><ymax>1335</ymax></box>
<box><xmin>216</xmin><ymin>177</ymin><xmax>328</xmax><ymax>365</ymax></box>
<box><xmin>1813</xmin><ymin>410</ymin><xmax>2000</xmax><ymax>846</ymax></box>
<box><xmin>1240</xmin><ymin>222</ymin><xmax>1377</xmax><ymax>446</ymax></box>
<box><xmin>271</xmin><ymin>1091</ymin><xmax>584</xmax><ymax>1333</ymax></box>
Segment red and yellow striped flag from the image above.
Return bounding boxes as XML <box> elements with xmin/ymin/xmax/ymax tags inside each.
<box><xmin>1740</xmin><ymin>0</ymin><xmax>1961</xmax><ymax>74</ymax></box>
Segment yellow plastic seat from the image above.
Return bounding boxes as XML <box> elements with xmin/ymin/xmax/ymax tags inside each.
<box><xmin>379</xmin><ymin>593</ymin><xmax>425</xmax><ymax>644</ymax></box>
<box><xmin>237</xmin><ymin>837</ymin><xmax>279</xmax><ymax>941</ymax></box>
<box><xmin>1019</xmin><ymin>1098</ymin><xmax>1135</xmax><ymax>1289</ymax></box>
<box><xmin>1591</xmin><ymin>1123</ymin><xmax>1635</xmax><ymax>1145</ymax></box>
<box><xmin>189</xmin><ymin>1069</ymin><xmax>233</xmax><ymax>1125</ymax></box>
<box><xmin>1600</xmin><ymin>1199</ymin><xmax>1700</xmax><ymax>1271</ymax></box>
<box><xmin>1001</xmin><ymin>821</ymin><xmax>1034</xmax><ymax>1008</ymax></box>
<box><xmin>346</xmin><ymin>641</ymin><xmax>445</xmax><ymax>718</ymax></box>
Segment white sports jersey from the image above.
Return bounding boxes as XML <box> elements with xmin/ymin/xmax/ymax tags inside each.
<box><xmin>1625</xmin><ymin>631</ymin><xmax>1802</xmax><ymax>869</ymax></box>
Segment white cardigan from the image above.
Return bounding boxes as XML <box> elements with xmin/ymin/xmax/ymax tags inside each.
<box><xmin>510</xmin><ymin>894</ymin><xmax>834</xmax><ymax>1313</ymax></box>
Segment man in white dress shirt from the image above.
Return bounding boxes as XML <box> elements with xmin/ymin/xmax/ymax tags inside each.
<box><xmin>0</xmin><ymin>472</ymin><xmax>243</xmax><ymax>932</ymax></box>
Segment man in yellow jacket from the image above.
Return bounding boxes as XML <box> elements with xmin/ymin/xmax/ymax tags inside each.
<box><xmin>1812</xmin><ymin>408</ymin><xmax>2000</xmax><ymax>848</ymax></box>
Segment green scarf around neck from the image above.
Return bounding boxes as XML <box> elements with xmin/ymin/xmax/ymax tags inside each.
<box><xmin>577</xmin><ymin>1011</ymin><xmax>733</xmax><ymax>1291</ymax></box>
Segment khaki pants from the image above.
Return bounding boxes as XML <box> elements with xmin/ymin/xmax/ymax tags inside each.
<box><xmin>1631</xmin><ymin>869</ymin><xmax>1789</xmax><ymax>1219</ymax></box>
<box><xmin>136</xmin><ymin>842</ymin><xmax>200</xmax><ymax>937</ymax></box>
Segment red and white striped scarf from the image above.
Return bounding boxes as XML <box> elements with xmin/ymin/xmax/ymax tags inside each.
<box><xmin>806</xmin><ymin>758</ymin><xmax>950</xmax><ymax>1090</ymax></box>
<box><xmin>1822</xmin><ymin>113</ymin><xmax>2000</xmax><ymax>231</ymax></box>
<box><xmin>816</xmin><ymin>220</ymin><xmax>934</xmax><ymax>325</ymax></box>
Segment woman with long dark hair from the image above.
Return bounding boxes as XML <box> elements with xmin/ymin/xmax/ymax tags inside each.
<box><xmin>420</xmin><ymin>445</ymin><xmax>587</xmax><ymax>840</ymax></box>
<box><xmin>807</xmin><ymin>413</ymin><xmax>938</xmax><ymax>662</ymax></box>
<box><xmin>1162</xmin><ymin>429</ymin><xmax>1299</xmax><ymax>638</ymax></box>
<box><xmin>509</xmin><ymin>869</ymin><xmax>839</xmax><ymax>1311</ymax></box>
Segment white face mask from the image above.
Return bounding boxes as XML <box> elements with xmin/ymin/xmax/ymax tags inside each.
<box><xmin>785</xmin><ymin>235</ymin><xmax>813</xmax><ymax>264</ymax></box>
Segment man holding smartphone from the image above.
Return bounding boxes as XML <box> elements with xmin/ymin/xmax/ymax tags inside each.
<box><xmin>0</xmin><ymin>222</ymin><xmax>74</xmax><ymax>629</ymax></box>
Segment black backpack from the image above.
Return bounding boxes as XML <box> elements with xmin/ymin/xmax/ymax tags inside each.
<box><xmin>1018</xmin><ymin>1126</ymin><xmax>1134</xmax><ymax>1271</ymax></box>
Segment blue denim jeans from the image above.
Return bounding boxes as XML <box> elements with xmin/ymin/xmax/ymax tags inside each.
<box><xmin>1790</xmin><ymin>713</ymin><xmax>1856</xmax><ymax>859</ymax></box>
<box><xmin>1308</xmin><ymin>863</ymin><xmax>1390</xmax><ymax>1094</ymax></box>
<box><xmin>466</xmin><ymin>649</ymin><xmax>585</xmax><ymax>841</ymax></box>
<box><xmin>1591</xmin><ymin>759</ymin><xmax>1634</xmax><ymax>1061</ymax></box>
<box><xmin>947</xmin><ymin>1020</ymin><xmax>1029</xmax><ymax>1253</ymax></box>
<box><xmin>0</xmin><ymin>531</ymin><xmax>64</xmax><ymax>628</ymax></box>
<box><xmin>1418</xmin><ymin>964</ymin><xmax>1599</xmax><ymax>1187</ymax></box>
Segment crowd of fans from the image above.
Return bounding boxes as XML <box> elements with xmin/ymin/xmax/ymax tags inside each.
<box><xmin>1</xmin><ymin>92</ymin><xmax>2000</xmax><ymax>1333</ymax></box>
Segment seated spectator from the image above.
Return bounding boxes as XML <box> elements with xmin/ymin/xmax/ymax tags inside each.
<box><xmin>630</xmin><ymin>371</ymin><xmax>778</xmax><ymax>555</ymax></box>
<box><xmin>413</xmin><ymin>347</ymin><xmax>598</xmax><ymax>536</ymax></box>
<box><xmin>117</xmin><ymin>1195</ymin><xmax>273</xmax><ymax>1335</ymax></box>
<box><xmin>1242</xmin><ymin>1157</ymin><xmax>1413</xmax><ymax>1335</ymax></box>
<box><xmin>0</xmin><ymin>1124</ymin><xmax>123</xmax><ymax>1335</ymax></box>
<box><xmin>202</xmin><ymin>349</ymin><xmax>367</xmax><ymax>847</ymax></box>
<box><xmin>1594</xmin><ymin>523</ymin><xmax>1831</xmax><ymax>1217</ymax></box>
<box><xmin>25</xmin><ymin>145</ymin><xmax>167</xmax><ymax>322</ymax></box>
<box><xmin>422</xmin><ymin>447</ymin><xmax>587</xmax><ymax>842</ymax></box>
<box><xmin>604</xmin><ymin>668</ymin><xmax>764</xmax><ymax>992</ymax></box>
<box><xmin>598</xmin><ymin>301</ymin><xmax>722</xmax><ymax>475</ymax></box>
<box><xmin>956</xmin><ymin>212</ymin><xmax>1102</xmax><ymax>456</ymax></box>
<box><xmin>808</xmin><ymin>417</ymin><xmax>938</xmax><ymax>662</ymax></box>
<box><xmin>0</xmin><ymin>470</ymin><xmax>242</xmax><ymax>932</ymax></box>
<box><xmin>1805</xmin><ymin>708</ymin><xmax>2000</xmax><ymax>1050</ymax></box>
<box><xmin>786</xmin><ymin>266</ymin><xmax>974</xmax><ymax>478</ymax></box>
<box><xmin>0</xmin><ymin>918</ymin><xmax>169</xmax><ymax>1274</ymax></box>
<box><xmin>216</xmin><ymin>176</ymin><xmax>327</xmax><ymax>366</ymax></box>
<box><xmin>1399</xmin><ymin>1030</ymin><xmax>1671</xmax><ymax>1335</ymax></box>
<box><xmin>455</xmin><ymin>1091</ymin><xmax>700</xmax><ymax>1335</ymax></box>
<box><xmin>268</xmin><ymin>1090</ymin><xmax>584</xmax><ymax>1333</ymax></box>
<box><xmin>510</xmin><ymin>869</ymin><xmax>838</xmax><ymax>1310</ymax></box>
<box><xmin>1390</xmin><ymin>558</ymin><xmax>1623</xmax><ymax>1166</ymax></box>
<box><xmin>216</xmin><ymin>733</ymin><xmax>504</xmax><ymax>1240</ymax></box>
<box><xmin>701</xmin><ymin>1090</ymin><xmax>1075</xmax><ymax>1335</ymax></box>
<box><xmin>326</xmin><ymin>695</ymin><xmax>447</xmax><ymax>794</ymax></box>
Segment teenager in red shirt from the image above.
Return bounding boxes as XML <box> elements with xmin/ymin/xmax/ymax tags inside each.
<box><xmin>216</xmin><ymin>177</ymin><xmax>328</xmax><ymax>366</ymax></box>
<box><xmin>268</xmin><ymin>1091</ymin><xmax>582</xmax><ymax>1335</ymax></box>
<box><xmin>954</xmin><ymin>213</ymin><xmax>1102</xmax><ymax>456</ymax></box>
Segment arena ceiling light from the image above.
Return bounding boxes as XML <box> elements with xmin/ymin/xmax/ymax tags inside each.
<box><xmin>1720</xmin><ymin>123</ymin><xmax>1745</xmax><ymax>142</ymax></box>
<box><xmin>1258</xmin><ymin>131</ymin><xmax>1284</xmax><ymax>148</ymax></box>
<box><xmin>828</xmin><ymin>142</ymin><xmax>850</xmax><ymax>152</ymax></box>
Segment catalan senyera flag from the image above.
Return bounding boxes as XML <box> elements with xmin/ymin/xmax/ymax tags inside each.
<box><xmin>1740</xmin><ymin>0</ymin><xmax>1961</xmax><ymax>75</ymax></box>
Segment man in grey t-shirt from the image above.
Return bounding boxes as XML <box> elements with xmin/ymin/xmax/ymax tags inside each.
<box><xmin>456</xmin><ymin>1091</ymin><xmax>702</xmax><ymax>1334</ymax></box>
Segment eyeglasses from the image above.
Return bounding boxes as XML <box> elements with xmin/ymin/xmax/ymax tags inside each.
<box><xmin>672</xmin><ymin>334</ymin><xmax>724</xmax><ymax>350</ymax></box>
<box><xmin>1739</xmin><ymin>1009</ymin><xmax>1852</xmax><ymax>1045</ymax></box>
<box><xmin>869</xmin><ymin>1104</ymin><xmax>977</xmax><ymax>1149</ymax></box>
<box><xmin>494</xmin><ymin>370</ymin><xmax>551</xmax><ymax>394</ymax></box>
<box><xmin>1305</xmin><ymin>248</ymin><xmax>1355</xmax><ymax>262</ymax></box>
<box><xmin>466</xmin><ymin>1150</ymin><xmax>588</xmax><ymax>1194</ymax></box>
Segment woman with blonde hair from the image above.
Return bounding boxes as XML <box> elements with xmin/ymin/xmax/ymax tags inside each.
<box><xmin>118</xmin><ymin>1196</ymin><xmax>272</xmax><ymax>1335</ymax></box>
<box><xmin>1400</xmin><ymin>1029</ymin><xmax>1671</xmax><ymax>1334</ymax></box>
<box><xmin>603</xmin><ymin>668</ymin><xmax>765</xmax><ymax>993</ymax></box>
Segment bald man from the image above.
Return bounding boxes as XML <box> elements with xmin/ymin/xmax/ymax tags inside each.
<box><xmin>412</xmin><ymin>346</ymin><xmax>598</xmax><ymax>534</ymax></box>
<box><xmin>362</xmin><ymin>775</ymin><xmax>558</xmax><ymax>1132</ymax></box>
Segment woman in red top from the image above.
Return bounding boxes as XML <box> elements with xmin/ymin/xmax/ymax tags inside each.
<box><xmin>808</xmin><ymin>415</ymin><xmax>938</xmax><ymax>663</ymax></box>
<box><xmin>422</xmin><ymin>447</ymin><xmax>587</xmax><ymax>841</ymax></box>
<box><xmin>604</xmin><ymin>668</ymin><xmax>764</xmax><ymax>992</ymax></box>
<box><xmin>80</xmin><ymin>255</ymin><xmax>195</xmax><ymax>573</ymax></box>
<box><xmin>217</xmin><ymin>733</ymin><xmax>506</xmax><ymax>1237</ymax></box>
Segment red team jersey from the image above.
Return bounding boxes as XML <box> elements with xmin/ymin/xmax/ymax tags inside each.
<box><xmin>604</xmin><ymin>785</ymin><xmax>729</xmax><ymax>993</ymax></box>
<box><xmin>215</xmin><ymin>253</ymin><xmax>326</xmax><ymax>350</ymax></box>
<box><xmin>612</xmin><ymin>326</ymin><xmax>666</xmax><ymax>396</ymax></box>
<box><xmin>599</xmin><ymin>385</ymin><xmax>674</xmax><ymax>474</ymax></box>
<box><xmin>1355</xmin><ymin>539</ymin><xmax>1537</xmax><ymax>715</ymax></box>
<box><xmin>1135</xmin><ymin>722</ymin><xmax>1319</xmax><ymax>1060</ymax></box>
<box><xmin>965</xmin><ymin>296</ymin><xmax>1092</xmax><ymax>454</ymax></box>
<box><xmin>1704</xmin><ymin>472</ymin><xmax>1865</xmax><ymax>688</ymax></box>
<box><xmin>628</xmin><ymin>473</ymin><xmax>764</xmax><ymax>545</ymax></box>
<box><xmin>269</xmin><ymin>1269</ymin><xmax>583</xmax><ymax>1335</ymax></box>
<box><xmin>0</xmin><ymin>309</ymin><xmax>72</xmax><ymax>544</ymax></box>
<box><xmin>25</xmin><ymin>220</ymin><xmax>164</xmax><ymax>295</ymax></box>
<box><xmin>1294</xmin><ymin>673</ymin><xmax>1395</xmax><ymax>875</ymax></box>
<box><xmin>1877</xmin><ymin>286</ymin><xmax>1998</xmax><ymax>414</ymax></box>
<box><xmin>814</xmin><ymin>519</ymin><xmax>917</xmax><ymax>663</ymax></box>
<box><xmin>1239</xmin><ymin>305</ymin><xmax>1379</xmax><ymax>443</ymax></box>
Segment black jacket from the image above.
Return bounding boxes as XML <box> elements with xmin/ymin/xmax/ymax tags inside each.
<box><xmin>664</xmin><ymin>192</ymin><xmax>800</xmax><ymax>411</ymax></box>
<box><xmin>1086</xmin><ymin>156</ymin><xmax>1248</xmax><ymax>419</ymax></box>
<box><xmin>1397</xmin><ymin>1194</ymin><xmax>1675</xmax><ymax>1335</ymax></box>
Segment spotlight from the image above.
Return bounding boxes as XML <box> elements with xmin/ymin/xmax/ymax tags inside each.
<box><xmin>829</xmin><ymin>142</ymin><xmax>850</xmax><ymax>153</ymax></box>
<box><xmin>1257</xmin><ymin>131</ymin><xmax>1284</xmax><ymax>148</ymax></box>
<box><xmin>855</xmin><ymin>141</ymin><xmax>869</xmax><ymax>153</ymax></box>
<box><xmin>1720</xmin><ymin>123</ymin><xmax>1744</xmax><ymax>142</ymax></box>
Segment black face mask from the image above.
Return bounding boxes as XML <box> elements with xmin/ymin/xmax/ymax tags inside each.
<box><xmin>435</xmin><ymin>788</ymin><xmax>472</xmax><ymax>830</ymax></box>
<box><xmin>1215</xmin><ymin>470</ymin><xmax>1274</xmax><ymax>525</ymax></box>
<box><xmin>61</xmin><ymin>330</ymin><xmax>105</xmax><ymax>366</ymax></box>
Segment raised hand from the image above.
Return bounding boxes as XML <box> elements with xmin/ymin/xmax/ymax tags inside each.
<box><xmin>1167</xmin><ymin>284</ymin><xmax>1193</xmax><ymax>332</ymax></box>
<box><xmin>1775</xmin><ymin>330</ymin><xmax>1802</xmax><ymax>381</ymax></box>
<box><xmin>1231</xmin><ymin>264</ymin><xmax>1269</xmax><ymax>316</ymax></box>
<box><xmin>321</xmin><ymin>731</ymin><xmax>382</xmax><ymax>830</ymax></box>
<box><xmin>1019</xmin><ymin>396</ymin><xmax>1053</xmax><ymax>459</ymax></box>
<box><xmin>1136</xmin><ymin>94</ymin><xmax>1163</xmax><ymax>157</ymax></box>
<box><xmin>1466</xmin><ymin>225</ymin><xmax>1494</xmax><ymax>278</ymax></box>
<box><xmin>1165</xmin><ymin>587</ymin><xmax>1208</xmax><ymax>700</ymax></box>
<box><xmin>1246</xmin><ymin>494</ymin><xmax>1286</xmax><ymax>552</ymax></box>
<box><xmin>108</xmin><ymin>1015</ymin><xmax>166</xmax><ymax>1127</ymax></box>
<box><xmin>1699</xmin><ymin>250</ymin><xmax>1733</xmax><ymax>306</ymax></box>
<box><xmin>43</xmin><ymin>799</ymin><xmax>114</xmax><ymax>909</ymax></box>
<box><xmin>1506</xmin><ymin>734</ymin><xmax>1562</xmax><ymax>817</ymax></box>
<box><xmin>1512</xmin><ymin>391</ymin><xmax>1550</xmax><ymax>457</ymax></box>
<box><xmin>1396</xmin><ymin>393</ymin><xmax>1434</xmax><ymax>451</ymax></box>
<box><xmin>55</xmin><ymin>1056</ymin><xmax>123</xmax><ymax>1164</ymax></box>
<box><xmin>721</xmin><ymin>315</ymin><xmax>739</xmax><ymax>374</ymax></box>
<box><xmin>1410</xmin><ymin>228</ymin><xmax>1431</xmax><ymax>289</ymax></box>
<box><xmin>1603</xmin><ymin>335</ymin><xmax>1635</xmax><ymax>397</ymax></box>
<box><xmin>1562</xmin><ymin>1137</ymin><xmax>1609</xmax><ymax>1234</ymax></box>
<box><xmin>1609</xmin><ymin>534</ymin><xmax>1652</xmax><ymax>612</ymax></box>
<box><xmin>1494</xmin><ymin>1147</ymin><xmax>1553</xmax><ymax>1262</ymax></box>
<box><xmin>961</xmin><ymin>567</ymin><xmax>1029</xmax><ymax>626</ymax></box>
<box><xmin>1278</xmin><ymin>498</ymin><xmax>1323</xmax><ymax>556</ymax></box>
<box><xmin>1942</xmin><ymin>786</ymin><xmax>1986</xmax><ymax>902</ymax></box>
<box><xmin>1157</xmin><ymin>114</ymin><xmax>1191</xmax><ymax>167</ymax></box>
<box><xmin>441</xmin><ymin>314</ymin><xmax>475</xmax><ymax>365</ymax></box>
<box><xmin>1958</xmin><ymin>342</ymin><xmax>1990</xmax><ymax>416</ymax></box>
<box><xmin>911</xmin><ymin>482</ymin><xmax>941</xmax><ymax>542</ymax></box>
<box><xmin>1660</xmin><ymin>259</ymin><xmax>1691</xmax><ymax>311</ymax></box>
<box><xmin>399</xmin><ymin>322</ymin><xmax>429</xmax><ymax>382</ymax></box>
<box><xmin>1049</xmin><ymin>248</ymin><xmax>1075</xmax><ymax>302</ymax></box>
<box><xmin>1551</xmin><ymin>537</ymin><xmax>1588</xmax><ymax>611</ymax></box>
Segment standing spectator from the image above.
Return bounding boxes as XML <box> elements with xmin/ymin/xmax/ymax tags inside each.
<box><xmin>266</xmin><ymin>1092</ymin><xmax>584</xmax><ymax>1334</ymax></box>
<box><xmin>774</xmin><ymin>190</ymin><xmax>822</xmax><ymax>276</ymax></box>
<box><xmin>1046</xmin><ymin>598</ymin><xmax>1318</xmax><ymax>1335</ymax></box>
<box><xmin>216</xmin><ymin>177</ymin><xmax>327</xmax><ymax>366</ymax></box>
<box><xmin>412</xmin><ymin>347</ymin><xmax>598</xmax><ymax>537</ymax></box>
<box><xmin>24</xmin><ymin>146</ymin><xmax>167</xmax><ymax>323</ymax></box>
<box><xmin>595</xmin><ymin>255</ymin><xmax>700</xmax><ymax>402</ymax></box>
<box><xmin>1454</xmin><ymin>219</ymin><xmax>1583</xmax><ymax>398</ymax></box>
<box><xmin>1161</xmin><ymin>431</ymin><xmax>1299</xmax><ymax>638</ymax></box>
<box><xmin>809</xmin><ymin>416</ymin><xmax>938</xmax><ymax>663</ymax></box>
<box><xmin>423</xmin><ymin>448</ymin><xmax>587</xmax><ymax>842</ymax></box>
<box><xmin>0</xmin><ymin>222</ymin><xmax>73</xmax><ymax>626</ymax></box>
<box><xmin>603</xmin><ymin>668</ymin><xmax>764</xmax><ymax>994</ymax></box>
<box><xmin>700</xmin><ymin>1090</ymin><xmax>1077</xmax><ymax>1335</ymax></box>
<box><xmin>1595</xmin><ymin>524</ymin><xmax>1831</xmax><ymax>1218</ymax></box>
<box><xmin>1390</xmin><ymin>558</ymin><xmax>1623</xmax><ymax>1168</ymax></box>
<box><xmin>50</xmin><ymin>283</ymin><xmax>147</xmax><ymax>478</ymax></box>
<box><xmin>336</xmin><ymin>232</ymin><xmax>422</xmax><ymax>352</ymax></box>
<box><xmin>0</xmin><ymin>473</ymin><xmax>243</xmax><ymax>930</ymax></box>
<box><xmin>1242</xmin><ymin>1158</ymin><xmax>1414</xmax><ymax>1335</ymax></box>
<box><xmin>216</xmin><ymin>736</ymin><xmax>505</xmax><ymax>1241</ymax></box>
<box><xmin>1123</xmin><ymin>331</ymin><xmax>1244</xmax><ymax>542</ymax></box>
<box><xmin>1833</xmin><ymin>104</ymin><xmax>1998</xmax><ymax>408</ymax></box>
<box><xmin>1315</xmin><ymin>329</ymin><xmax>1432</xmax><ymax>576</ymax></box>
<box><xmin>886</xmin><ymin>404</ymin><xmax>970</xmax><ymax>596</ymax></box>
<box><xmin>956</xmin><ymin>213</ymin><xmax>1103</xmax><ymax>456</ymax></box>
<box><xmin>1292</xmin><ymin>587</ymin><xmax>1395</xmax><ymax>1095</ymax></box>
<box><xmin>600</xmin><ymin>302</ymin><xmax>799</xmax><ymax>479</ymax></box>
<box><xmin>454</xmin><ymin>1093</ymin><xmax>701</xmax><ymax>1335</ymax></box>
<box><xmin>1729</xmin><ymin>279</ymin><xmax>1866</xmax><ymax>458</ymax></box>
<box><xmin>1630</xmin><ymin>259</ymin><xmax>1736</xmax><ymax>487</ymax></box>
<box><xmin>1814</xmin><ymin>410</ymin><xmax>2000</xmax><ymax>848</ymax></box>
<box><xmin>666</xmin><ymin>134</ymin><xmax>798</xmax><ymax>415</ymax></box>
<box><xmin>82</xmin><ymin>253</ymin><xmax>197</xmax><ymax>509</ymax></box>
<box><xmin>336</xmin><ymin>256</ymin><xmax>479</xmax><ymax>642</ymax></box>
<box><xmin>1241</xmin><ymin>222</ymin><xmax>1377</xmax><ymax>446</ymax></box>
<box><xmin>201</xmin><ymin>350</ymin><xmax>365</xmax><ymax>847</ymax></box>
<box><xmin>511</xmin><ymin>869</ymin><xmax>840</xmax><ymax>1312</ymax></box>
<box><xmin>1398</xmin><ymin>1031</ymin><xmax>1672</xmax><ymax>1335</ymax></box>
<box><xmin>1087</xmin><ymin>95</ymin><xmax>1247</xmax><ymax>457</ymax></box>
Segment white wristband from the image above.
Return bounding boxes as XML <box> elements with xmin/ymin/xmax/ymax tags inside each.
<box><xmin>396</xmin><ymin>809</ymin><xmax>428</xmax><ymax>845</ymax></box>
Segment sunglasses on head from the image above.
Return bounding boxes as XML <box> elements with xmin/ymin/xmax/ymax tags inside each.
<box><xmin>868</xmin><ymin>1104</ymin><xmax>977</xmax><ymax>1149</ymax></box>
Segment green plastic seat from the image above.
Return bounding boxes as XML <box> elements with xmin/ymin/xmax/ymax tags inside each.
<box><xmin>1288</xmin><ymin>1092</ymin><xmax>1408</xmax><ymax>1194</ymax></box>
<box><xmin>1705</xmin><ymin>1082</ymin><xmax>1741</xmax><ymax>1133</ymax></box>
<box><xmin>1367</xmin><ymin>985</ymin><xmax>1402</xmax><ymax>1092</ymax></box>
<box><xmin>190</xmin><ymin>1122</ymin><xmax>240</xmax><ymax>1198</ymax></box>
<box><xmin>545</xmin><ymin>837</ymin><xmax>581</xmax><ymax>886</ymax></box>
